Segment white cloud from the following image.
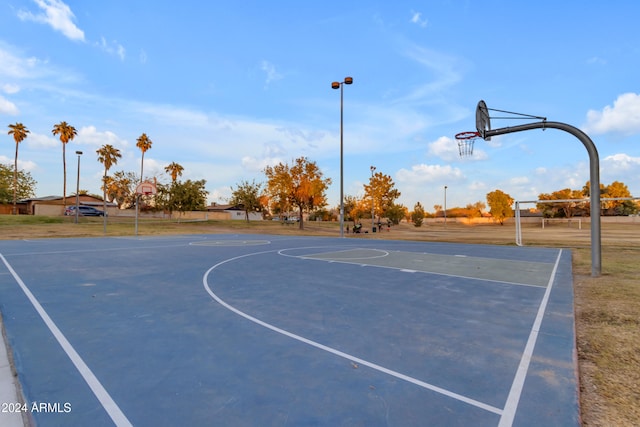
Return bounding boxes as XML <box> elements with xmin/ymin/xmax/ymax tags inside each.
<box><xmin>0</xmin><ymin>95</ymin><xmax>19</xmax><ymax>115</ymax></box>
<box><xmin>602</xmin><ymin>154</ymin><xmax>640</xmax><ymax>190</ymax></box>
<box><xmin>20</xmin><ymin>159</ymin><xmax>38</xmax><ymax>172</ymax></box>
<box><xmin>428</xmin><ymin>136</ymin><xmax>488</xmax><ymax>162</ymax></box>
<box><xmin>584</xmin><ymin>93</ymin><xmax>640</xmax><ymax>135</ymax></box>
<box><xmin>18</xmin><ymin>0</ymin><xmax>85</xmax><ymax>42</ymax></box>
<box><xmin>602</xmin><ymin>153</ymin><xmax>640</xmax><ymax>170</ymax></box>
<box><xmin>208</xmin><ymin>187</ymin><xmax>228</xmax><ymax>204</ymax></box>
<box><xmin>241</xmin><ymin>156</ymin><xmax>282</xmax><ymax>173</ymax></box>
<box><xmin>77</xmin><ymin>126</ymin><xmax>127</xmax><ymax>148</ymax></box>
<box><xmin>261</xmin><ymin>60</ymin><xmax>283</xmax><ymax>86</ymax></box>
<box><xmin>428</xmin><ymin>136</ymin><xmax>459</xmax><ymax>161</ymax></box>
<box><xmin>468</xmin><ymin>181</ymin><xmax>488</xmax><ymax>194</ymax></box>
<box><xmin>0</xmin><ymin>155</ymin><xmax>37</xmax><ymax>172</ymax></box>
<box><xmin>410</xmin><ymin>11</ymin><xmax>428</xmax><ymax>28</ymax></box>
<box><xmin>139</xmin><ymin>158</ymin><xmax>163</xmax><ymax>179</ymax></box>
<box><xmin>97</xmin><ymin>37</ymin><xmax>126</xmax><ymax>61</ymax></box>
<box><xmin>124</xmin><ymin>101</ymin><xmax>340</xmax><ymax>165</ymax></box>
<box><xmin>395</xmin><ymin>164</ymin><xmax>466</xmax><ymax>209</ymax></box>
<box><xmin>0</xmin><ymin>45</ymin><xmax>43</xmax><ymax>79</ymax></box>
<box><xmin>397</xmin><ymin>44</ymin><xmax>465</xmax><ymax>103</ymax></box>
<box><xmin>17</xmin><ymin>2</ymin><xmax>127</xmax><ymax>60</ymax></box>
<box><xmin>20</xmin><ymin>132</ymin><xmax>57</xmax><ymax>149</ymax></box>
<box><xmin>2</xmin><ymin>83</ymin><xmax>20</xmax><ymax>94</ymax></box>
<box><xmin>509</xmin><ymin>176</ymin><xmax>531</xmax><ymax>185</ymax></box>
<box><xmin>135</xmin><ymin>103</ymin><xmax>211</xmax><ymax>128</ymax></box>
<box><xmin>396</xmin><ymin>163</ymin><xmax>465</xmax><ymax>184</ymax></box>
<box><xmin>0</xmin><ymin>44</ymin><xmax>85</xmax><ymax>92</ymax></box>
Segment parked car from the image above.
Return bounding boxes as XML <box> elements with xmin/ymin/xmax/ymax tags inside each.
<box><xmin>64</xmin><ymin>206</ymin><xmax>106</xmax><ymax>217</ymax></box>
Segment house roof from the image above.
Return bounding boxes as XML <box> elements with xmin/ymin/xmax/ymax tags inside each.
<box><xmin>207</xmin><ymin>203</ymin><xmax>244</xmax><ymax>211</ymax></box>
<box><xmin>22</xmin><ymin>195</ymin><xmax>117</xmax><ymax>207</ymax></box>
<box><xmin>23</xmin><ymin>195</ymin><xmax>62</xmax><ymax>201</ymax></box>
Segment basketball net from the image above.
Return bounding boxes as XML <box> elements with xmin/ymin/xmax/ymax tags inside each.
<box><xmin>455</xmin><ymin>131</ymin><xmax>479</xmax><ymax>157</ymax></box>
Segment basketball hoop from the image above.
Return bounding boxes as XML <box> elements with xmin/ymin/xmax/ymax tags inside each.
<box><xmin>135</xmin><ymin>180</ymin><xmax>158</xmax><ymax>196</ymax></box>
<box><xmin>455</xmin><ymin>131</ymin><xmax>480</xmax><ymax>157</ymax></box>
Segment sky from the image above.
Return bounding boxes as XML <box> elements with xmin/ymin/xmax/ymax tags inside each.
<box><xmin>1</xmin><ymin>0</ymin><xmax>639</xmax><ymax>212</ymax></box>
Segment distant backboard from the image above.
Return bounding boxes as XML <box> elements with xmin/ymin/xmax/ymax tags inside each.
<box><xmin>135</xmin><ymin>180</ymin><xmax>158</xmax><ymax>196</ymax></box>
<box><xmin>476</xmin><ymin>100</ymin><xmax>491</xmax><ymax>141</ymax></box>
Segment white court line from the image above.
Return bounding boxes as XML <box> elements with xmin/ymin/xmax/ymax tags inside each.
<box><xmin>280</xmin><ymin>247</ymin><xmax>390</xmax><ymax>261</ymax></box>
<box><xmin>5</xmin><ymin>242</ymin><xmax>195</xmax><ymax>258</ymax></box>
<box><xmin>202</xmin><ymin>250</ymin><xmax>503</xmax><ymax>416</ymax></box>
<box><xmin>283</xmin><ymin>248</ymin><xmax>547</xmax><ymax>289</ymax></box>
<box><xmin>498</xmin><ymin>249</ymin><xmax>563</xmax><ymax>427</ymax></box>
<box><xmin>0</xmin><ymin>254</ymin><xmax>132</xmax><ymax>427</ymax></box>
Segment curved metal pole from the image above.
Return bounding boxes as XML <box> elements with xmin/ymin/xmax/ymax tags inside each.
<box><xmin>485</xmin><ymin>121</ymin><xmax>601</xmax><ymax>277</ymax></box>
<box><xmin>515</xmin><ymin>201</ymin><xmax>521</xmax><ymax>246</ymax></box>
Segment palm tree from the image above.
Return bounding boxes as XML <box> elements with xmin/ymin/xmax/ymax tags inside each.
<box><xmin>134</xmin><ymin>133</ymin><xmax>152</xmax><ymax>235</ymax></box>
<box><xmin>96</xmin><ymin>144</ymin><xmax>122</xmax><ymax>232</ymax></box>
<box><xmin>164</xmin><ymin>162</ymin><xmax>184</xmax><ymax>183</ymax></box>
<box><xmin>52</xmin><ymin>121</ymin><xmax>78</xmax><ymax>207</ymax></box>
<box><xmin>162</xmin><ymin>162</ymin><xmax>183</xmax><ymax>218</ymax></box>
<box><xmin>136</xmin><ymin>133</ymin><xmax>153</xmax><ymax>183</ymax></box>
<box><xmin>7</xmin><ymin>123</ymin><xmax>30</xmax><ymax>215</ymax></box>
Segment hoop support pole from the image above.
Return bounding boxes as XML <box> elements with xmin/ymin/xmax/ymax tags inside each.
<box><xmin>515</xmin><ymin>201</ymin><xmax>522</xmax><ymax>246</ymax></box>
<box><xmin>486</xmin><ymin>121</ymin><xmax>601</xmax><ymax>277</ymax></box>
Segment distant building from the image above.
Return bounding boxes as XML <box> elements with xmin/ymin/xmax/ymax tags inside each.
<box><xmin>518</xmin><ymin>208</ymin><xmax>543</xmax><ymax>217</ymax></box>
<box><xmin>206</xmin><ymin>203</ymin><xmax>263</xmax><ymax>221</ymax></box>
<box><xmin>21</xmin><ymin>195</ymin><xmax>117</xmax><ymax>216</ymax></box>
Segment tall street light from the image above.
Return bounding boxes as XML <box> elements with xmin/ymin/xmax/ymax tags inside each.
<box><xmin>370</xmin><ymin>165</ymin><xmax>376</xmax><ymax>232</ymax></box>
<box><xmin>103</xmin><ymin>168</ymin><xmax>108</xmax><ymax>235</ymax></box>
<box><xmin>444</xmin><ymin>185</ymin><xmax>448</xmax><ymax>228</ymax></box>
<box><xmin>75</xmin><ymin>151</ymin><xmax>82</xmax><ymax>224</ymax></box>
<box><xmin>332</xmin><ymin>76</ymin><xmax>353</xmax><ymax>237</ymax></box>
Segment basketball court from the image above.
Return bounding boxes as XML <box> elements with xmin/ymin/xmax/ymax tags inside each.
<box><xmin>0</xmin><ymin>234</ymin><xmax>579</xmax><ymax>426</ymax></box>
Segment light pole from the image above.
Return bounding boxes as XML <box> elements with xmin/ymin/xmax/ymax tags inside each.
<box><xmin>444</xmin><ymin>185</ymin><xmax>447</xmax><ymax>228</ymax></box>
<box><xmin>370</xmin><ymin>165</ymin><xmax>376</xmax><ymax>232</ymax></box>
<box><xmin>331</xmin><ymin>76</ymin><xmax>353</xmax><ymax>237</ymax></box>
<box><xmin>102</xmin><ymin>169</ymin><xmax>107</xmax><ymax>235</ymax></box>
<box><xmin>75</xmin><ymin>151</ymin><xmax>82</xmax><ymax>224</ymax></box>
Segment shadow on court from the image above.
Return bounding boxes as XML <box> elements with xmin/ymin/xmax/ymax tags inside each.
<box><xmin>0</xmin><ymin>235</ymin><xmax>579</xmax><ymax>426</ymax></box>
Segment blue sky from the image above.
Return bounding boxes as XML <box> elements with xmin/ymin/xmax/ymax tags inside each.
<box><xmin>1</xmin><ymin>0</ymin><xmax>639</xmax><ymax>211</ymax></box>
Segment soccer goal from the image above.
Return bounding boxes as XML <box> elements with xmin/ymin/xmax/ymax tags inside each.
<box><xmin>541</xmin><ymin>217</ymin><xmax>582</xmax><ymax>229</ymax></box>
<box><xmin>515</xmin><ymin>197</ymin><xmax>640</xmax><ymax>246</ymax></box>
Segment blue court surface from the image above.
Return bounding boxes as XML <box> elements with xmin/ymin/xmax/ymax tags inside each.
<box><xmin>0</xmin><ymin>234</ymin><xmax>579</xmax><ymax>426</ymax></box>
